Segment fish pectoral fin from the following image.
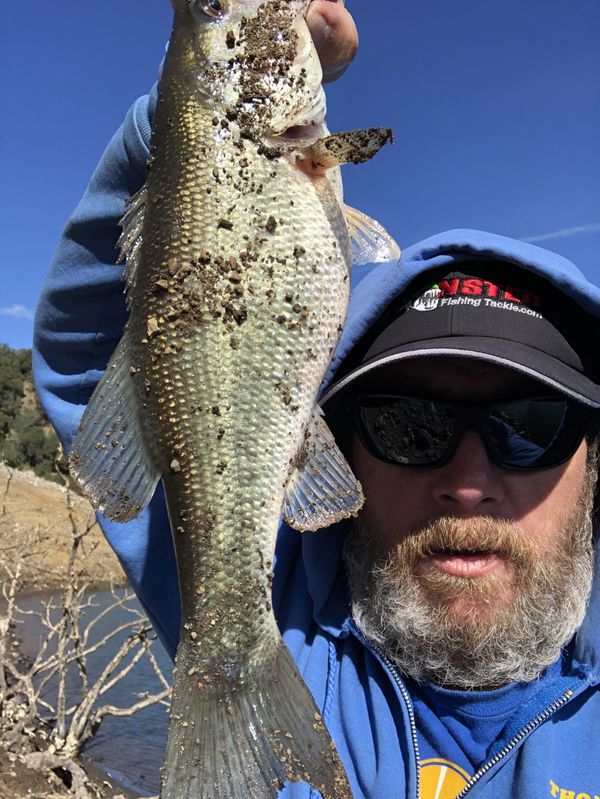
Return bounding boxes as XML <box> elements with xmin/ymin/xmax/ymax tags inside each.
<box><xmin>345</xmin><ymin>204</ymin><xmax>401</xmax><ymax>265</ymax></box>
<box><xmin>299</xmin><ymin>127</ymin><xmax>394</xmax><ymax>171</ymax></box>
<box><xmin>69</xmin><ymin>331</ymin><xmax>161</xmax><ymax>523</ymax></box>
<box><xmin>161</xmin><ymin>638</ymin><xmax>353</xmax><ymax>799</ymax></box>
<box><xmin>283</xmin><ymin>405</ymin><xmax>364</xmax><ymax>532</ymax></box>
<box><xmin>117</xmin><ymin>184</ymin><xmax>148</xmax><ymax>308</ymax></box>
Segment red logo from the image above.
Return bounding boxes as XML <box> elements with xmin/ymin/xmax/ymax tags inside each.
<box><xmin>438</xmin><ymin>278</ymin><xmax>541</xmax><ymax>309</ymax></box>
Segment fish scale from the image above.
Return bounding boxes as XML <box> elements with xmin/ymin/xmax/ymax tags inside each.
<box><xmin>70</xmin><ymin>1</ymin><xmax>398</xmax><ymax>796</ymax></box>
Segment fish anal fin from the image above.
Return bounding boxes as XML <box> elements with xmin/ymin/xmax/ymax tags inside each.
<box><xmin>284</xmin><ymin>405</ymin><xmax>364</xmax><ymax>532</ymax></box>
<box><xmin>345</xmin><ymin>204</ymin><xmax>401</xmax><ymax>265</ymax></box>
<box><xmin>298</xmin><ymin>127</ymin><xmax>393</xmax><ymax>173</ymax></box>
<box><xmin>69</xmin><ymin>331</ymin><xmax>161</xmax><ymax>523</ymax></box>
<box><xmin>161</xmin><ymin>638</ymin><xmax>353</xmax><ymax>799</ymax></box>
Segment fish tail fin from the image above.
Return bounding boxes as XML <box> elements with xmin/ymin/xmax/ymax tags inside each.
<box><xmin>160</xmin><ymin>639</ymin><xmax>352</xmax><ymax>799</ymax></box>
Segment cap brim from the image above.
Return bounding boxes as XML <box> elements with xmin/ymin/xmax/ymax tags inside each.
<box><xmin>321</xmin><ymin>336</ymin><xmax>600</xmax><ymax>409</ymax></box>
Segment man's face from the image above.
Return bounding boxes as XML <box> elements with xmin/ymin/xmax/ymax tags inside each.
<box><xmin>345</xmin><ymin>357</ymin><xmax>596</xmax><ymax>688</ymax></box>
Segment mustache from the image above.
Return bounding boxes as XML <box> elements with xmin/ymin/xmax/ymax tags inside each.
<box><xmin>367</xmin><ymin>516</ymin><xmax>542</xmax><ymax>608</ymax></box>
<box><xmin>392</xmin><ymin>516</ymin><xmax>536</xmax><ymax>569</ymax></box>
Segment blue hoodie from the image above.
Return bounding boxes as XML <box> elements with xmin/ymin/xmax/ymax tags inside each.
<box><xmin>34</xmin><ymin>90</ymin><xmax>600</xmax><ymax>798</ymax></box>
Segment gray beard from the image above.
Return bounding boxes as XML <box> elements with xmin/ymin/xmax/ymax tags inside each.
<box><xmin>344</xmin><ymin>466</ymin><xmax>596</xmax><ymax>690</ymax></box>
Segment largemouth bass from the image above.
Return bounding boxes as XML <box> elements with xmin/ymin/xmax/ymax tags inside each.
<box><xmin>70</xmin><ymin>0</ymin><xmax>399</xmax><ymax>796</ymax></box>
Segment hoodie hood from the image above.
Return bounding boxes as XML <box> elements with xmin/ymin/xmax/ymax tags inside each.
<box><xmin>301</xmin><ymin>229</ymin><xmax>600</xmax><ymax>681</ymax></box>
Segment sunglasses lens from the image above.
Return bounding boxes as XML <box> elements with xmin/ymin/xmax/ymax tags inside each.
<box><xmin>485</xmin><ymin>399</ymin><xmax>584</xmax><ymax>468</ymax></box>
<box><xmin>356</xmin><ymin>397</ymin><xmax>457</xmax><ymax>466</ymax></box>
<box><xmin>355</xmin><ymin>396</ymin><xmax>586</xmax><ymax>470</ymax></box>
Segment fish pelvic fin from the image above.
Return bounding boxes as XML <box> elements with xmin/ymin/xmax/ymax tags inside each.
<box><xmin>160</xmin><ymin>638</ymin><xmax>353</xmax><ymax>799</ymax></box>
<box><xmin>69</xmin><ymin>330</ymin><xmax>161</xmax><ymax>522</ymax></box>
<box><xmin>283</xmin><ymin>405</ymin><xmax>364</xmax><ymax>532</ymax></box>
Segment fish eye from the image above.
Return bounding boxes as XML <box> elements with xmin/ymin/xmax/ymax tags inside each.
<box><xmin>193</xmin><ymin>0</ymin><xmax>227</xmax><ymax>19</ymax></box>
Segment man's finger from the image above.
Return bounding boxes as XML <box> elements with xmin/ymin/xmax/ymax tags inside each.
<box><xmin>306</xmin><ymin>1</ymin><xmax>359</xmax><ymax>83</ymax></box>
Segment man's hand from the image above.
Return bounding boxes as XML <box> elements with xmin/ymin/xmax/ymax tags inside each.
<box><xmin>306</xmin><ymin>1</ymin><xmax>358</xmax><ymax>83</ymax></box>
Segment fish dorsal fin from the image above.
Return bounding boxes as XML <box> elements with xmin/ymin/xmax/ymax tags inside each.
<box><xmin>283</xmin><ymin>406</ymin><xmax>364</xmax><ymax>532</ymax></box>
<box><xmin>116</xmin><ymin>184</ymin><xmax>147</xmax><ymax>307</ymax></box>
<box><xmin>345</xmin><ymin>205</ymin><xmax>401</xmax><ymax>265</ymax></box>
<box><xmin>302</xmin><ymin>127</ymin><xmax>394</xmax><ymax>170</ymax></box>
<box><xmin>69</xmin><ymin>330</ymin><xmax>161</xmax><ymax>523</ymax></box>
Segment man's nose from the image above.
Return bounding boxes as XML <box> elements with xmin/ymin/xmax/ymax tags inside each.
<box><xmin>430</xmin><ymin>429</ymin><xmax>505</xmax><ymax>513</ymax></box>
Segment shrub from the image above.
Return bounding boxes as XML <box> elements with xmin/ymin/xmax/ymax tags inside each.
<box><xmin>0</xmin><ymin>345</ymin><xmax>60</xmax><ymax>481</ymax></box>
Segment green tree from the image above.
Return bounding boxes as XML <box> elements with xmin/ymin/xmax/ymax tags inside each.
<box><xmin>16</xmin><ymin>348</ymin><xmax>33</xmax><ymax>382</ymax></box>
<box><xmin>0</xmin><ymin>345</ymin><xmax>24</xmax><ymax>435</ymax></box>
<box><xmin>2</xmin><ymin>411</ymin><xmax>60</xmax><ymax>481</ymax></box>
<box><xmin>0</xmin><ymin>345</ymin><xmax>60</xmax><ymax>481</ymax></box>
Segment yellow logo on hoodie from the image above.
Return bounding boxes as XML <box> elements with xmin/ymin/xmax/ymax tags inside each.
<box><xmin>419</xmin><ymin>758</ymin><xmax>470</xmax><ymax>798</ymax></box>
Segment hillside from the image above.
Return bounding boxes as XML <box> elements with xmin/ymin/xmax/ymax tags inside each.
<box><xmin>0</xmin><ymin>343</ymin><xmax>127</xmax><ymax>588</ymax></box>
<box><xmin>0</xmin><ymin>462</ymin><xmax>126</xmax><ymax>591</ymax></box>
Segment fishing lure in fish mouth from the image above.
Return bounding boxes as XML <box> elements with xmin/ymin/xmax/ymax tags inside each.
<box><xmin>69</xmin><ymin>1</ymin><xmax>399</xmax><ymax>797</ymax></box>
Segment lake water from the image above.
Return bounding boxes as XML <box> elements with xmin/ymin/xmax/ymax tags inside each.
<box><xmin>14</xmin><ymin>589</ymin><xmax>171</xmax><ymax>797</ymax></box>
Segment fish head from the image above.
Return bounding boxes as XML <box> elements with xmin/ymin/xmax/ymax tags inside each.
<box><xmin>172</xmin><ymin>0</ymin><xmax>327</xmax><ymax>146</ymax></box>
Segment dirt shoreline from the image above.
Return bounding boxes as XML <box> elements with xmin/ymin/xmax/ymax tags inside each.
<box><xmin>0</xmin><ymin>755</ymin><xmax>146</xmax><ymax>798</ymax></box>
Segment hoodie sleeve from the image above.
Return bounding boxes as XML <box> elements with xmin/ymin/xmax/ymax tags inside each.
<box><xmin>33</xmin><ymin>87</ymin><xmax>156</xmax><ymax>446</ymax></box>
<box><xmin>33</xmin><ymin>85</ymin><xmax>181</xmax><ymax>659</ymax></box>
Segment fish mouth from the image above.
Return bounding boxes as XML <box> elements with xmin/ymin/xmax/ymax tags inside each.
<box><xmin>267</xmin><ymin>117</ymin><xmax>329</xmax><ymax>163</ymax></box>
<box><xmin>266</xmin><ymin>79</ymin><xmax>328</xmax><ymax>149</ymax></box>
<box><xmin>273</xmin><ymin>121</ymin><xmax>327</xmax><ymax>146</ymax></box>
<box><xmin>267</xmin><ymin>121</ymin><xmax>331</xmax><ymax>176</ymax></box>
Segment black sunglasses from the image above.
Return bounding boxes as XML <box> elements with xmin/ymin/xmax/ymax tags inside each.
<box><xmin>352</xmin><ymin>394</ymin><xmax>589</xmax><ymax>471</ymax></box>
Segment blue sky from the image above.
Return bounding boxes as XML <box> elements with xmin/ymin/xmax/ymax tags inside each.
<box><xmin>2</xmin><ymin>0</ymin><xmax>599</xmax><ymax>350</ymax></box>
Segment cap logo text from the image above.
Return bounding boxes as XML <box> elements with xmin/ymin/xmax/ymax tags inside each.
<box><xmin>438</xmin><ymin>278</ymin><xmax>541</xmax><ymax>308</ymax></box>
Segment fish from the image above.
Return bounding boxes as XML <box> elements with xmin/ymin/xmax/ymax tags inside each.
<box><xmin>69</xmin><ymin>0</ymin><xmax>399</xmax><ymax>796</ymax></box>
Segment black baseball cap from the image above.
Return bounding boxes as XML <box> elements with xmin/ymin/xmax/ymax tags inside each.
<box><xmin>321</xmin><ymin>262</ymin><xmax>600</xmax><ymax>408</ymax></box>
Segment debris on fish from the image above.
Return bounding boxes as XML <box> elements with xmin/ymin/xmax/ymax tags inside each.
<box><xmin>69</xmin><ymin>0</ymin><xmax>399</xmax><ymax>797</ymax></box>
